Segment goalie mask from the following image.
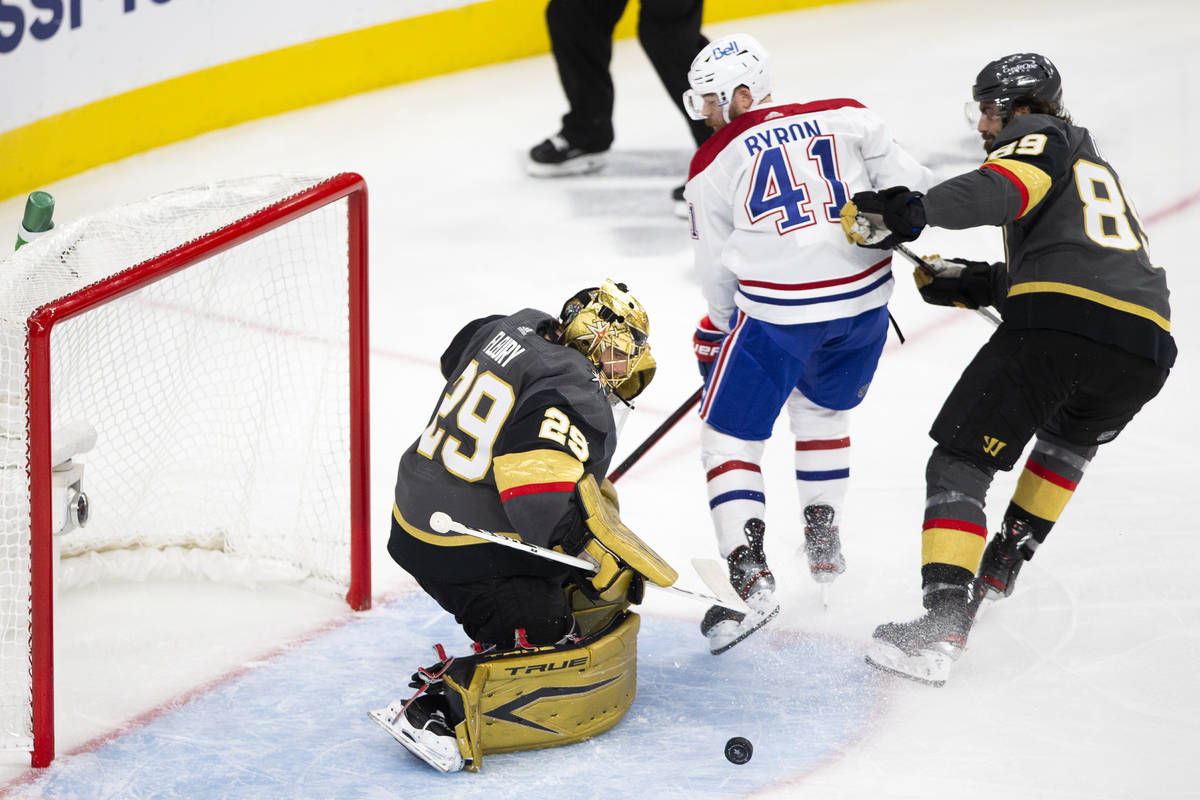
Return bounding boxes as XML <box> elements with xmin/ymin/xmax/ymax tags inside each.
<box><xmin>683</xmin><ymin>33</ymin><xmax>771</xmax><ymax>123</ymax></box>
<box><xmin>559</xmin><ymin>279</ymin><xmax>653</xmax><ymax>399</ymax></box>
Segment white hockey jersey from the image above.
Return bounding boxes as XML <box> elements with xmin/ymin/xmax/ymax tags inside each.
<box><xmin>686</xmin><ymin>99</ymin><xmax>933</xmax><ymax>329</ymax></box>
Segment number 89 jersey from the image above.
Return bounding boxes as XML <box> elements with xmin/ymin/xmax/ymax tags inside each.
<box><xmin>685</xmin><ymin>99</ymin><xmax>932</xmax><ymax>329</ymax></box>
<box><xmin>992</xmin><ymin>115</ymin><xmax>1174</xmax><ymax>367</ymax></box>
<box><xmin>390</xmin><ymin>309</ymin><xmax>617</xmax><ymax>582</ymax></box>
<box><xmin>925</xmin><ymin>113</ymin><xmax>1176</xmax><ymax>369</ymax></box>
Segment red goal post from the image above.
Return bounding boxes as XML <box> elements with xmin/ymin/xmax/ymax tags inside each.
<box><xmin>3</xmin><ymin>173</ymin><xmax>370</xmax><ymax>767</ymax></box>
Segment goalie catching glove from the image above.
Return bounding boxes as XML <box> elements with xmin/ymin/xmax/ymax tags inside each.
<box><xmin>840</xmin><ymin>186</ymin><xmax>926</xmax><ymax>249</ymax></box>
<box><xmin>560</xmin><ymin>474</ymin><xmax>678</xmax><ymax>603</ymax></box>
<box><xmin>913</xmin><ymin>254</ymin><xmax>998</xmax><ymax>309</ymax></box>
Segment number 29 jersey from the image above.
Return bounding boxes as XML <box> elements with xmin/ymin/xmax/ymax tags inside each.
<box><xmin>390</xmin><ymin>309</ymin><xmax>616</xmax><ymax>583</ymax></box>
<box><xmin>685</xmin><ymin>99</ymin><xmax>932</xmax><ymax>329</ymax></box>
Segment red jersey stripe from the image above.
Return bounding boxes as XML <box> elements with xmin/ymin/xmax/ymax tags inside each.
<box><xmin>499</xmin><ymin>481</ymin><xmax>577</xmax><ymax>502</ymax></box>
<box><xmin>740</xmin><ymin>257</ymin><xmax>890</xmax><ymax>292</ymax></box>
<box><xmin>981</xmin><ymin>162</ymin><xmax>1030</xmax><ymax>217</ymax></box>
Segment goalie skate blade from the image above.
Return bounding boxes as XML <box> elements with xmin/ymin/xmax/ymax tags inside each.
<box><xmin>863</xmin><ymin>642</ymin><xmax>953</xmax><ymax>687</ymax></box>
<box><xmin>707</xmin><ymin>603</ymin><xmax>780</xmax><ymax>655</ymax></box>
<box><xmin>368</xmin><ymin>707</ymin><xmax>464</xmax><ymax>773</ymax></box>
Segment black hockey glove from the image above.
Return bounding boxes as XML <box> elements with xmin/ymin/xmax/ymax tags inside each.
<box><xmin>840</xmin><ymin>187</ymin><xmax>926</xmax><ymax>250</ymax></box>
<box><xmin>913</xmin><ymin>255</ymin><xmax>997</xmax><ymax>309</ymax></box>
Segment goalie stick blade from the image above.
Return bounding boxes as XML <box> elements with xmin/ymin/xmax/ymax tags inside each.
<box><xmin>690</xmin><ymin>558</ymin><xmax>750</xmax><ymax>614</ymax></box>
<box><xmin>368</xmin><ymin>706</ymin><xmax>464</xmax><ymax>773</ymax></box>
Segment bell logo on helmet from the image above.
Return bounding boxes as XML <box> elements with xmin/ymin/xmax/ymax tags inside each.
<box><xmin>713</xmin><ymin>40</ymin><xmax>740</xmax><ymax>59</ymax></box>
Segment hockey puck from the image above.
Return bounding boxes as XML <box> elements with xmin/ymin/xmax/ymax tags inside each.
<box><xmin>724</xmin><ymin>736</ymin><xmax>753</xmax><ymax>764</ymax></box>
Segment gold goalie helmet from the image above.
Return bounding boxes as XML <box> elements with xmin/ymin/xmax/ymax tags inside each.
<box><xmin>559</xmin><ymin>279</ymin><xmax>655</xmax><ymax>401</ymax></box>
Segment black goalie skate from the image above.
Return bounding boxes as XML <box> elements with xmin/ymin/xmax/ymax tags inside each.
<box><xmin>701</xmin><ymin>518</ymin><xmax>781</xmax><ymax>655</ymax></box>
<box><xmin>864</xmin><ymin>590</ymin><xmax>977</xmax><ymax>687</ymax></box>
<box><xmin>368</xmin><ymin>693</ymin><xmax>464</xmax><ymax>773</ymax></box>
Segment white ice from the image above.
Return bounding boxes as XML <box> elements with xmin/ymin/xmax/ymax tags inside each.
<box><xmin>1</xmin><ymin>0</ymin><xmax>1197</xmax><ymax>796</ymax></box>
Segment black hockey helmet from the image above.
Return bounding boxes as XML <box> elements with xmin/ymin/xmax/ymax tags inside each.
<box><xmin>972</xmin><ymin>53</ymin><xmax>1062</xmax><ymax>118</ymax></box>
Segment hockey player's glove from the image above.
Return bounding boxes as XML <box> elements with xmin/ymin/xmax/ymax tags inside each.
<box><xmin>840</xmin><ymin>187</ymin><xmax>926</xmax><ymax>249</ymax></box>
<box><xmin>560</xmin><ymin>475</ymin><xmax>677</xmax><ymax>604</ymax></box>
<box><xmin>913</xmin><ymin>255</ymin><xmax>997</xmax><ymax>309</ymax></box>
<box><xmin>693</xmin><ymin>316</ymin><xmax>726</xmax><ymax>381</ymax></box>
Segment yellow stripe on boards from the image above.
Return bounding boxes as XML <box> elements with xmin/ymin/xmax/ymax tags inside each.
<box><xmin>921</xmin><ymin>526</ymin><xmax>986</xmax><ymax>573</ymax></box>
<box><xmin>1</xmin><ymin>0</ymin><xmax>864</xmax><ymax>202</ymax></box>
<box><xmin>1006</xmin><ymin>281</ymin><xmax>1171</xmax><ymax>332</ymax></box>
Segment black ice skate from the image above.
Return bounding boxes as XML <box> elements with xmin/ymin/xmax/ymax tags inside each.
<box><xmin>701</xmin><ymin>518</ymin><xmax>781</xmax><ymax>655</ymax></box>
<box><xmin>527</xmin><ymin>133</ymin><xmax>608</xmax><ymax>177</ymax></box>
<box><xmin>801</xmin><ymin>504</ymin><xmax>846</xmax><ymax>584</ymax></box>
<box><xmin>975</xmin><ymin>518</ymin><xmax>1035</xmax><ymax>602</ymax></box>
<box><xmin>864</xmin><ymin>591</ymin><xmax>976</xmax><ymax>687</ymax></box>
<box><xmin>369</xmin><ymin>693</ymin><xmax>464</xmax><ymax>773</ymax></box>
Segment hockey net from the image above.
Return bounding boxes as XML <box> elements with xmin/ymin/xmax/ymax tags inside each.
<box><xmin>0</xmin><ymin>173</ymin><xmax>370</xmax><ymax>766</ymax></box>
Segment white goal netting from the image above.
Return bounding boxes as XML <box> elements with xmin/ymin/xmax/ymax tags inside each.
<box><xmin>0</xmin><ymin>174</ymin><xmax>366</xmax><ymax>754</ymax></box>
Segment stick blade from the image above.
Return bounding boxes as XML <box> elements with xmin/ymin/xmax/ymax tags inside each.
<box><xmin>690</xmin><ymin>558</ymin><xmax>749</xmax><ymax>613</ymax></box>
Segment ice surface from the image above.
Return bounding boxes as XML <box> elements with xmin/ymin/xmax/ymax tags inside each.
<box><xmin>0</xmin><ymin>0</ymin><xmax>1197</xmax><ymax>796</ymax></box>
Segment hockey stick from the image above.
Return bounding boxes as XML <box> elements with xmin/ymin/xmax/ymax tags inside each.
<box><xmin>429</xmin><ymin>512</ymin><xmax>748</xmax><ymax>613</ymax></box>
<box><xmin>894</xmin><ymin>244</ymin><xmax>1002</xmax><ymax>327</ymax></box>
<box><xmin>608</xmin><ymin>386</ymin><xmax>703</xmax><ymax>484</ymax></box>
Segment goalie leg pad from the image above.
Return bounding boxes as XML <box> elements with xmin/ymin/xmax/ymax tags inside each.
<box><xmin>442</xmin><ymin>611</ymin><xmax>640</xmax><ymax>772</ymax></box>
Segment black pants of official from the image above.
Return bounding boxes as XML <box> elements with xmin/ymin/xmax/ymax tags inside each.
<box><xmin>546</xmin><ymin>0</ymin><xmax>712</xmax><ymax>151</ymax></box>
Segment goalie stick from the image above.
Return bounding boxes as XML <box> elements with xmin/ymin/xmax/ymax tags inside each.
<box><xmin>429</xmin><ymin>512</ymin><xmax>748</xmax><ymax>613</ymax></box>
<box><xmin>608</xmin><ymin>386</ymin><xmax>703</xmax><ymax>484</ymax></box>
<box><xmin>893</xmin><ymin>244</ymin><xmax>1002</xmax><ymax>327</ymax></box>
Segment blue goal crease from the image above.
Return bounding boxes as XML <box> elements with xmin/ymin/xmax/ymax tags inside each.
<box><xmin>11</xmin><ymin>594</ymin><xmax>882</xmax><ymax>800</ymax></box>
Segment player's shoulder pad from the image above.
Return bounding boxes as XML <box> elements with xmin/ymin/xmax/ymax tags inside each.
<box><xmin>440</xmin><ymin>314</ymin><xmax>506</xmax><ymax>379</ymax></box>
<box><xmin>987</xmin><ymin>114</ymin><xmax>1071</xmax><ymax>171</ymax></box>
<box><xmin>497</xmin><ymin>311</ymin><xmax>611</xmax><ymax>417</ymax></box>
<box><xmin>688</xmin><ymin>100</ymin><xmax>869</xmax><ymax>181</ymax></box>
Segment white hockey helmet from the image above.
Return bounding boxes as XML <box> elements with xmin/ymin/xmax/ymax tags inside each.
<box><xmin>683</xmin><ymin>34</ymin><xmax>772</xmax><ymax>123</ymax></box>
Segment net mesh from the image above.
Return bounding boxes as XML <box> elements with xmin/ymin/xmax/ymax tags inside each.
<box><xmin>0</xmin><ymin>175</ymin><xmax>356</xmax><ymax>750</ymax></box>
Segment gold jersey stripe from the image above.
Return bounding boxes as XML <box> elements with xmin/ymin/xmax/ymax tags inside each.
<box><xmin>922</xmin><ymin>526</ymin><xmax>987</xmax><ymax>573</ymax></box>
<box><xmin>1013</xmin><ymin>471</ymin><xmax>1075</xmax><ymax>523</ymax></box>
<box><xmin>1007</xmin><ymin>281</ymin><xmax>1171</xmax><ymax>331</ymax></box>
<box><xmin>393</xmin><ymin>502</ymin><xmax>520</xmax><ymax>548</ymax></box>
<box><xmin>493</xmin><ymin>449</ymin><xmax>584</xmax><ymax>494</ymax></box>
<box><xmin>986</xmin><ymin>158</ymin><xmax>1052</xmax><ymax>216</ymax></box>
